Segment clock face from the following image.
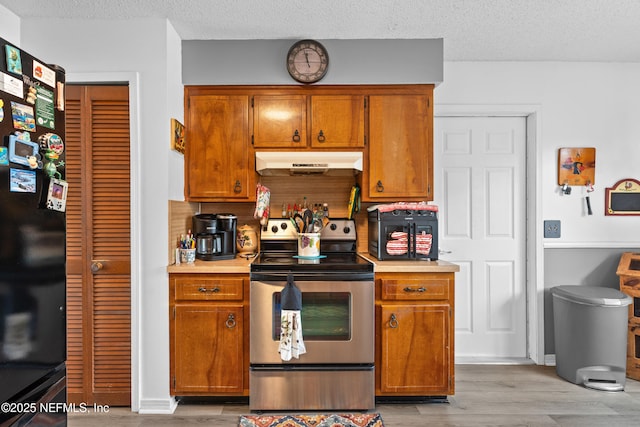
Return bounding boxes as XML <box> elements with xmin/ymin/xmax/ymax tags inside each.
<box><xmin>287</xmin><ymin>40</ymin><xmax>329</xmax><ymax>84</ymax></box>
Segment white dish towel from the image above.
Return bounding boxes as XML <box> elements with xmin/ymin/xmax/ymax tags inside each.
<box><xmin>279</xmin><ymin>309</ymin><xmax>306</xmax><ymax>361</ymax></box>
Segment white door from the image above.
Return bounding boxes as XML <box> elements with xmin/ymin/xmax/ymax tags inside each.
<box><xmin>434</xmin><ymin>116</ymin><xmax>527</xmax><ymax>361</ymax></box>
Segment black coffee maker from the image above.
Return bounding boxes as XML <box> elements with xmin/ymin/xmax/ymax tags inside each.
<box><xmin>193</xmin><ymin>213</ymin><xmax>237</xmax><ymax>261</ymax></box>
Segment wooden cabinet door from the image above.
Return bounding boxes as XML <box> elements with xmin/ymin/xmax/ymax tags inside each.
<box><xmin>310</xmin><ymin>95</ymin><xmax>365</xmax><ymax>148</ymax></box>
<box><xmin>185</xmin><ymin>94</ymin><xmax>253</xmax><ymax>200</ymax></box>
<box><xmin>253</xmin><ymin>95</ymin><xmax>307</xmax><ymax>148</ymax></box>
<box><xmin>172</xmin><ymin>304</ymin><xmax>244</xmax><ymax>394</ymax></box>
<box><xmin>380</xmin><ymin>303</ymin><xmax>451</xmax><ymax>394</ymax></box>
<box><xmin>367</xmin><ymin>93</ymin><xmax>433</xmax><ymax>200</ymax></box>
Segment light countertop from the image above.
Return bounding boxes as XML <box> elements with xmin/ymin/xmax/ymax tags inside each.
<box><xmin>167</xmin><ymin>255</ymin><xmax>255</xmax><ymax>274</ymax></box>
<box><xmin>357</xmin><ymin>253</ymin><xmax>460</xmax><ymax>273</ymax></box>
<box><xmin>167</xmin><ymin>253</ymin><xmax>459</xmax><ymax>274</ymax></box>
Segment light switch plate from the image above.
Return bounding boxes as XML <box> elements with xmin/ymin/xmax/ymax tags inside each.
<box><xmin>544</xmin><ymin>220</ymin><xmax>561</xmax><ymax>238</ymax></box>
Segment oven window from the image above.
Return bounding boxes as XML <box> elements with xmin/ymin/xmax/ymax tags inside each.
<box><xmin>272</xmin><ymin>292</ymin><xmax>350</xmax><ymax>341</ymax></box>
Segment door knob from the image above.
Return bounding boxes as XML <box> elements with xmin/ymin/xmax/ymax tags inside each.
<box><xmin>91</xmin><ymin>261</ymin><xmax>103</xmax><ymax>273</ymax></box>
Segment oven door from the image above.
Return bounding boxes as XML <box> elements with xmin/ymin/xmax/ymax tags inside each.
<box><xmin>250</xmin><ymin>278</ymin><xmax>374</xmax><ymax>364</ymax></box>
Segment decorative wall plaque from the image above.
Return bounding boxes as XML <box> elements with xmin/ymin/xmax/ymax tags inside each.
<box><xmin>605</xmin><ymin>178</ymin><xmax>640</xmax><ymax>216</ymax></box>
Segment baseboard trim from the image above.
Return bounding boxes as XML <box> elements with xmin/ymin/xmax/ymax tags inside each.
<box><xmin>138</xmin><ymin>397</ymin><xmax>178</xmax><ymax>414</ymax></box>
<box><xmin>544</xmin><ymin>354</ymin><xmax>556</xmax><ymax>366</ymax></box>
<box><xmin>455</xmin><ymin>357</ymin><xmax>536</xmax><ymax>365</ymax></box>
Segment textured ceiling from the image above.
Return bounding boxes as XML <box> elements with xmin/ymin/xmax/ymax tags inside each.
<box><xmin>1</xmin><ymin>0</ymin><xmax>639</xmax><ymax>62</ymax></box>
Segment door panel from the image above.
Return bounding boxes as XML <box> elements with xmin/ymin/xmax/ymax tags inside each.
<box><xmin>367</xmin><ymin>94</ymin><xmax>432</xmax><ymax>199</ymax></box>
<box><xmin>310</xmin><ymin>95</ymin><xmax>365</xmax><ymax>148</ymax></box>
<box><xmin>66</xmin><ymin>85</ymin><xmax>131</xmax><ymax>405</ymax></box>
<box><xmin>380</xmin><ymin>304</ymin><xmax>449</xmax><ymax>393</ymax></box>
<box><xmin>253</xmin><ymin>95</ymin><xmax>306</xmax><ymax>148</ymax></box>
<box><xmin>434</xmin><ymin>116</ymin><xmax>526</xmax><ymax>360</ymax></box>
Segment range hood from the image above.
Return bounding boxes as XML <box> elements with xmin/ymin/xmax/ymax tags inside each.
<box><xmin>256</xmin><ymin>151</ymin><xmax>363</xmax><ymax>176</ymax></box>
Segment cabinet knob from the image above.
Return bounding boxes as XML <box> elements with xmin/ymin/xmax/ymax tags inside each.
<box><xmin>233</xmin><ymin>180</ymin><xmax>242</xmax><ymax>193</ymax></box>
<box><xmin>292</xmin><ymin>130</ymin><xmax>301</xmax><ymax>142</ymax></box>
<box><xmin>91</xmin><ymin>261</ymin><xmax>103</xmax><ymax>273</ymax></box>
<box><xmin>317</xmin><ymin>130</ymin><xmax>325</xmax><ymax>142</ymax></box>
<box><xmin>389</xmin><ymin>313</ymin><xmax>399</xmax><ymax>329</ymax></box>
<box><xmin>225</xmin><ymin>313</ymin><xmax>237</xmax><ymax>329</ymax></box>
<box><xmin>376</xmin><ymin>180</ymin><xmax>384</xmax><ymax>192</ymax></box>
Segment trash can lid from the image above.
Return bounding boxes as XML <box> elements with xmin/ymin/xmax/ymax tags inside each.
<box><xmin>551</xmin><ymin>285</ymin><xmax>632</xmax><ymax>307</ymax></box>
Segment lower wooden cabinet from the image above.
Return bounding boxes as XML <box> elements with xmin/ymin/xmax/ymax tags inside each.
<box><xmin>168</xmin><ymin>270</ymin><xmax>454</xmax><ymax>397</ymax></box>
<box><xmin>169</xmin><ymin>274</ymin><xmax>249</xmax><ymax>396</ymax></box>
<box><xmin>375</xmin><ymin>272</ymin><xmax>455</xmax><ymax>396</ymax></box>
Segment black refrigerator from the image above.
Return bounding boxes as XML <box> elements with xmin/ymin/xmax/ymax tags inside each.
<box><xmin>0</xmin><ymin>36</ymin><xmax>67</xmax><ymax>426</ymax></box>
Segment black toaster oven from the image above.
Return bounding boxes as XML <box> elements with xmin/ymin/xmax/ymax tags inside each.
<box><xmin>368</xmin><ymin>204</ymin><xmax>438</xmax><ymax>261</ymax></box>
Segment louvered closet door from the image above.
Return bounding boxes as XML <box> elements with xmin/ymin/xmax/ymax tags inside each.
<box><xmin>65</xmin><ymin>85</ymin><xmax>131</xmax><ymax>406</ymax></box>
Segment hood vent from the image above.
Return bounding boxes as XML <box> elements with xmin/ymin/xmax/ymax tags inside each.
<box><xmin>256</xmin><ymin>151</ymin><xmax>363</xmax><ymax>176</ymax></box>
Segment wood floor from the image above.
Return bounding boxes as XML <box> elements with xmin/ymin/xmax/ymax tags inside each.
<box><xmin>68</xmin><ymin>364</ymin><xmax>640</xmax><ymax>426</ymax></box>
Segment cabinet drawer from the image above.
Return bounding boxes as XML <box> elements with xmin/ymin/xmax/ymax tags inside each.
<box><xmin>381</xmin><ymin>278</ymin><xmax>450</xmax><ymax>301</ymax></box>
<box><xmin>174</xmin><ymin>277</ymin><xmax>244</xmax><ymax>301</ymax></box>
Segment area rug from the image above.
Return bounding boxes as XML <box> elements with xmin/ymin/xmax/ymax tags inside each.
<box><xmin>238</xmin><ymin>412</ymin><xmax>385</xmax><ymax>427</ymax></box>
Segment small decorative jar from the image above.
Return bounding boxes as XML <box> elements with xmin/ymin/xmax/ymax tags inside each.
<box><xmin>236</xmin><ymin>224</ymin><xmax>258</xmax><ymax>255</ymax></box>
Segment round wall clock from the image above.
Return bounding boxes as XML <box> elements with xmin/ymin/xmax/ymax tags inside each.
<box><xmin>286</xmin><ymin>39</ymin><xmax>329</xmax><ymax>84</ymax></box>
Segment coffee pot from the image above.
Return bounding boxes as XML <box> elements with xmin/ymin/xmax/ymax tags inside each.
<box><xmin>192</xmin><ymin>213</ymin><xmax>237</xmax><ymax>261</ymax></box>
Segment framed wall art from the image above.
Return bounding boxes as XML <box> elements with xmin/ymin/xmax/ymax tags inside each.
<box><xmin>171</xmin><ymin>118</ymin><xmax>185</xmax><ymax>154</ymax></box>
<box><xmin>558</xmin><ymin>147</ymin><xmax>596</xmax><ymax>186</ymax></box>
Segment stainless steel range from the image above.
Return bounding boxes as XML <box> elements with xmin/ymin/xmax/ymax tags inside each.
<box><xmin>249</xmin><ymin>218</ymin><xmax>375</xmax><ymax>411</ymax></box>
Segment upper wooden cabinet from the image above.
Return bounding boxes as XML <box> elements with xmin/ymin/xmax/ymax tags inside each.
<box><xmin>184</xmin><ymin>85</ymin><xmax>433</xmax><ymax>202</ymax></box>
<box><xmin>253</xmin><ymin>94</ymin><xmax>365</xmax><ymax>148</ymax></box>
<box><xmin>184</xmin><ymin>88</ymin><xmax>255</xmax><ymax>201</ymax></box>
<box><xmin>364</xmin><ymin>87</ymin><xmax>433</xmax><ymax>201</ymax></box>
<box><xmin>252</xmin><ymin>95</ymin><xmax>306</xmax><ymax>148</ymax></box>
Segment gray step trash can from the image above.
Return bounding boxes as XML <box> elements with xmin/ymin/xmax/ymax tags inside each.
<box><xmin>552</xmin><ymin>285</ymin><xmax>632</xmax><ymax>392</ymax></box>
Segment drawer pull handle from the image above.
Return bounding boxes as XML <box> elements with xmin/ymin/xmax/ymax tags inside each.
<box><xmin>389</xmin><ymin>313</ymin><xmax>399</xmax><ymax>329</ymax></box>
<box><xmin>403</xmin><ymin>286</ymin><xmax>426</xmax><ymax>293</ymax></box>
<box><xmin>198</xmin><ymin>287</ymin><xmax>220</xmax><ymax>293</ymax></box>
<box><xmin>225</xmin><ymin>313</ymin><xmax>236</xmax><ymax>329</ymax></box>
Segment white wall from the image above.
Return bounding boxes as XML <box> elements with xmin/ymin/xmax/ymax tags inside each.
<box><xmin>0</xmin><ymin>4</ymin><xmax>20</xmax><ymax>44</ymax></box>
<box><xmin>436</xmin><ymin>61</ymin><xmax>640</xmax><ymax>246</ymax></box>
<box><xmin>436</xmin><ymin>62</ymin><xmax>640</xmax><ymax>356</ymax></box>
<box><xmin>167</xmin><ymin>25</ymin><xmax>185</xmax><ymax>201</ymax></box>
<box><xmin>18</xmin><ymin>17</ymin><xmax>183</xmax><ymax>413</ymax></box>
<box><xmin>183</xmin><ymin>39</ymin><xmax>443</xmax><ymax>85</ymax></box>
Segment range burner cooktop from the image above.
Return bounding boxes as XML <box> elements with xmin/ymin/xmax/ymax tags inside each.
<box><xmin>252</xmin><ymin>251</ymin><xmax>373</xmax><ymax>272</ymax></box>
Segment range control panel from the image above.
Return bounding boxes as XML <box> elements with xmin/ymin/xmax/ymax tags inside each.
<box><xmin>260</xmin><ymin>218</ymin><xmax>357</xmax><ymax>241</ymax></box>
